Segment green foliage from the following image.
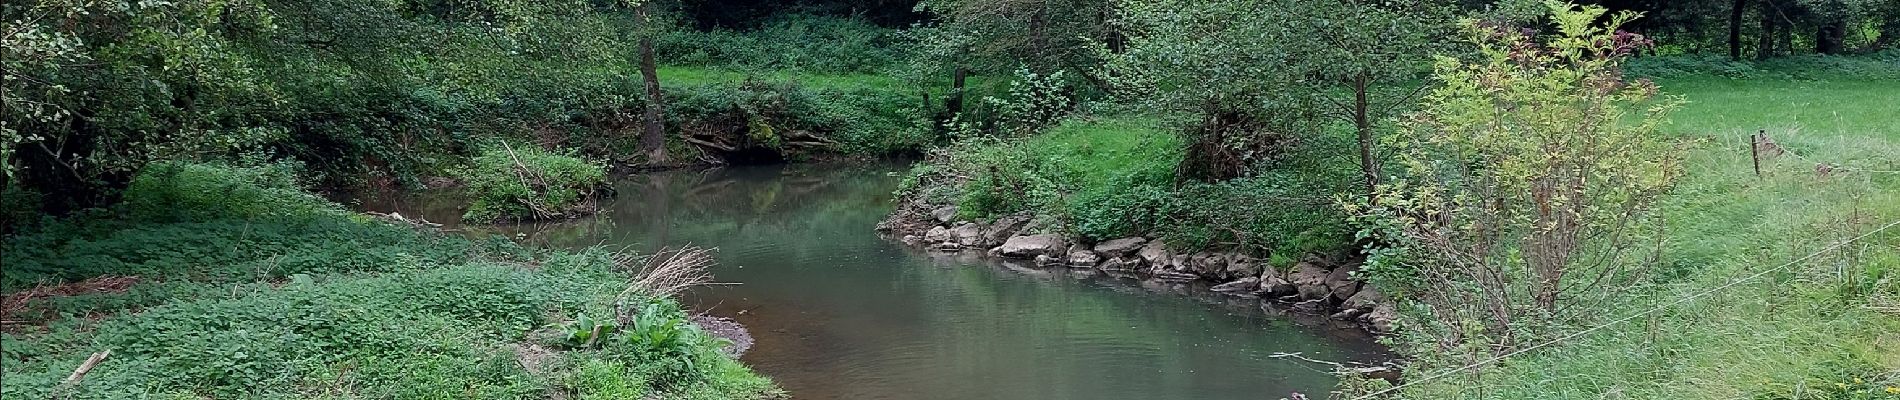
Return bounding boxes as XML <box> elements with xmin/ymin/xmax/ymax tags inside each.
<box><xmin>912</xmin><ymin>114</ymin><xmax>1356</xmax><ymax>254</ymax></box>
<box><xmin>121</xmin><ymin>160</ymin><xmax>338</xmax><ymax>223</ymax></box>
<box><xmin>665</xmin><ymin>76</ymin><xmax>934</xmax><ymax>157</ymax></box>
<box><xmin>908</xmin><ymin>0</ymin><xmax>1115</xmax><ymax>76</ymax></box>
<box><xmin>656</xmin><ymin>14</ymin><xmax>904</xmax><ymax>73</ymax></box>
<box><xmin>982</xmin><ymin>67</ymin><xmax>1078</xmax><ymax>136</ymax></box>
<box><xmin>456</xmin><ymin>146</ymin><xmax>606</xmax><ymax>223</ymax></box>
<box><xmin>1376</xmin><ymin>7</ymin><xmax>1900</xmax><ymax>400</ymax></box>
<box><xmin>1</xmin><ymin>203</ymin><xmax>776</xmax><ymax>399</ymax></box>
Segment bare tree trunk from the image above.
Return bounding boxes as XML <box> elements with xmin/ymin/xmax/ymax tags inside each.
<box><xmin>637</xmin><ymin>2</ymin><xmax>668</xmax><ymax>165</ymax></box>
<box><xmin>1730</xmin><ymin>0</ymin><xmax>1747</xmax><ymax>60</ymax></box>
<box><xmin>1352</xmin><ymin>73</ymin><xmax>1378</xmax><ymax>199</ymax></box>
<box><xmin>1759</xmin><ymin>1</ymin><xmax>1777</xmax><ymax>60</ymax></box>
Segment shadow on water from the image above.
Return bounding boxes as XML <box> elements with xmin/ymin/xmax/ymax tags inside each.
<box><xmin>353</xmin><ymin>163</ymin><xmax>1391</xmax><ymax>400</ymax></box>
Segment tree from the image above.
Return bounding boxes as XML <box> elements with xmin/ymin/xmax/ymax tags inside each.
<box><xmin>1351</xmin><ymin>1</ymin><xmax>1685</xmax><ymax>349</ymax></box>
<box><xmin>633</xmin><ymin>0</ymin><xmax>670</xmax><ymax>165</ymax></box>
<box><xmin>909</xmin><ymin>0</ymin><xmax>1114</xmax><ymax>122</ymax></box>
<box><xmin>1097</xmin><ymin>0</ymin><xmax>1451</xmax><ymax>186</ymax></box>
<box><xmin>1303</xmin><ymin>1</ymin><xmax>1457</xmax><ymax>199</ymax></box>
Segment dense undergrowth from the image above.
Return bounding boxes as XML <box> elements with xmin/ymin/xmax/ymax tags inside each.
<box><xmin>903</xmin><ymin>114</ymin><xmax>1356</xmax><ymax>259</ymax></box>
<box><xmin>0</xmin><ymin>162</ymin><xmax>779</xmax><ymax>399</ymax></box>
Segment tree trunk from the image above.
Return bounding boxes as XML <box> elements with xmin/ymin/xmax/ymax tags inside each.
<box><xmin>637</xmin><ymin>2</ymin><xmax>668</xmax><ymax>165</ymax></box>
<box><xmin>1352</xmin><ymin>73</ymin><xmax>1378</xmax><ymax>199</ymax></box>
<box><xmin>1759</xmin><ymin>2</ymin><xmax>1777</xmax><ymax>60</ymax></box>
<box><xmin>1730</xmin><ymin>0</ymin><xmax>1747</xmax><ymax>60</ymax></box>
<box><xmin>1816</xmin><ymin>19</ymin><xmax>1846</xmax><ymax>54</ymax></box>
<box><xmin>947</xmin><ymin>65</ymin><xmax>967</xmax><ymax>116</ymax></box>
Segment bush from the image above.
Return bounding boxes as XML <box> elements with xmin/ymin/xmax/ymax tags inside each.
<box><xmin>912</xmin><ymin>114</ymin><xmax>1356</xmax><ymax>255</ymax></box>
<box><xmin>121</xmin><ymin>160</ymin><xmax>338</xmax><ymax>223</ymax></box>
<box><xmin>456</xmin><ymin>145</ymin><xmax>607</xmax><ymax>223</ymax></box>
<box><xmin>666</xmin><ymin>78</ymin><xmax>933</xmax><ymax>159</ymax></box>
<box><xmin>655</xmin><ymin>14</ymin><xmax>904</xmax><ymax>73</ymax></box>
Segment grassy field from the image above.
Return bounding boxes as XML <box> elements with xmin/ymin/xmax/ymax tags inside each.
<box><xmin>0</xmin><ymin>164</ymin><xmax>779</xmax><ymax>400</ymax></box>
<box><xmin>1389</xmin><ymin>77</ymin><xmax>1900</xmax><ymax>399</ymax></box>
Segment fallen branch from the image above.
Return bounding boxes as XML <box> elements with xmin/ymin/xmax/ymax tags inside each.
<box><xmin>62</xmin><ymin>350</ymin><xmax>110</xmax><ymax>386</ymax></box>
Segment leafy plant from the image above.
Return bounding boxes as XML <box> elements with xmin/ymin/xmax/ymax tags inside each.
<box><xmin>456</xmin><ymin>145</ymin><xmax>607</xmax><ymax>223</ymax></box>
<box><xmin>1349</xmin><ymin>1</ymin><xmax>1687</xmax><ymax>349</ymax></box>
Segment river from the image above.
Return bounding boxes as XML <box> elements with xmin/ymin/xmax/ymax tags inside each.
<box><xmin>354</xmin><ymin>162</ymin><xmax>1389</xmax><ymax>400</ymax></box>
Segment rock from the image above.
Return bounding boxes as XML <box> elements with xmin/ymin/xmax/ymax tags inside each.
<box><xmin>1343</xmin><ymin>287</ymin><xmax>1386</xmax><ymax>310</ymax></box>
<box><xmin>952</xmin><ymin>223</ymin><xmax>985</xmax><ymax>247</ymax></box>
<box><xmin>1291</xmin><ymin>299</ymin><xmax>1327</xmax><ymax>312</ymax></box>
<box><xmin>1290</xmin><ymin>262</ymin><xmax>1332</xmax><ymax>300</ymax></box>
<box><xmin>1211</xmin><ymin>277</ymin><xmax>1260</xmax><ymax>293</ymax></box>
<box><xmin>1224</xmin><ymin>254</ymin><xmax>1263</xmax><ymax>279</ymax></box>
<box><xmin>1137</xmin><ymin>240</ymin><xmax>1172</xmax><ymax>266</ymax></box>
<box><xmin>1365</xmin><ymin>303</ymin><xmax>1399</xmax><ymax>332</ymax></box>
<box><xmin>1330</xmin><ymin>308</ymin><xmax>1366</xmax><ymax>320</ymax></box>
<box><xmin>1034</xmin><ymin>254</ymin><xmax>1061</xmax><ymax>266</ymax></box>
<box><xmin>1259</xmin><ymin>275</ymin><xmax>1298</xmax><ymax>298</ymax></box>
<box><xmin>1092</xmin><ymin>237</ymin><xmax>1148</xmax><ymax>257</ymax></box>
<box><xmin>1165</xmin><ymin>255</ymin><xmax>1192</xmax><ymax>274</ymax></box>
<box><xmin>981</xmin><ymin>214</ymin><xmax>1033</xmax><ymax>247</ymax></box>
<box><xmin>1189</xmin><ymin>252</ymin><xmax>1228</xmax><ymax>277</ymax></box>
<box><xmin>931</xmin><ymin>206</ymin><xmax>959</xmax><ymax>223</ymax></box>
<box><xmin>997</xmin><ymin>234</ymin><xmax>1068</xmax><ymax>259</ymax></box>
<box><xmin>1097</xmin><ymin>257</ymin><xmax>1134</xmax><ymax>272</ymax></box>
<box><xmin>901</xmin><ymin>235</ymin><xmax>922</xmax><ymax>245</ymax></box>
<box><xmin>1325</xmin><ymin>264</ymin><xmax>1362</xmax><ymax>301</ymax></box>
<box><xmin>924</xmin><ymin>226</ymin><xmax>953</xmax><ymax>244</ymax></box>
<box><xmin>1067</xmin><ymin>248</ymin><xmax>1103</xmax><ymax>267</ymax></box>
<box><xmin>935</xmin><ymin>241</ymin><xmax>964</xmax><ymax>252</ymax></box>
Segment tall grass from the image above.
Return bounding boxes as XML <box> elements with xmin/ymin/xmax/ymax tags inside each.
<box><xmin>1387</xmin><ymin>78</ymin><xmax>1900</xmax><ymax>399</ymax></box>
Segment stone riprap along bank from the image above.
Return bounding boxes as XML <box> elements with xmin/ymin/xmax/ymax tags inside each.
<box><xmin>878</xmin><ymin>200</ymin><xmax>1398</xmax><ymax>332</ymax></box>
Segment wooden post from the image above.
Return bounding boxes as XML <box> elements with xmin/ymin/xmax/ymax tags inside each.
<box><xmin>1751</xmin><ymin>130</ymin><xmax>1764</xmax><ymax>178</ymax></box>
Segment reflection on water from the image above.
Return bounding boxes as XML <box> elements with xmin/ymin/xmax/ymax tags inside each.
<box><xmin>353</xmin><ymin>163</ymin><xmax>1388</xmax><ymax>400</ymax></box>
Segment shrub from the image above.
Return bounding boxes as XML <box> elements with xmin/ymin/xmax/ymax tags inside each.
<box><xmin>654</xmin><ymin>14</ymin><xmax>904</xmax><ymax>73</ymax></box>
<box><xmin>456</xmin><ymin>145</ymin><xmax>607</xmax><ymax>223</ymax></box>
<box><xmin>1350</xmin><ymin>1</ymin><xmax>1686</xmax><ymax>349</ymax></box>
<box><xmin>120</xmin><ymin>160</ymin><xmax>338</xmax><ymax>223</ymax></box>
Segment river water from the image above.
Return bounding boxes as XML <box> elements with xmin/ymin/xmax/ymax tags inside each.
<box><xmin>355</xmin><ymin>163</ymin><xmax>1389</xmax><ymax>400</ymax></box>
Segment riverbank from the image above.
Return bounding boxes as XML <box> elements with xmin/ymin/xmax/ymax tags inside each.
<box><xmin>879</xmin><ymin>201</ymin><xmax>1399</xmax><ymax>333</ymax></box>
<box><xmin>880</xmin><ymin>73</ymin><xmax>1900</xmax><ymax>398</ymax></box>
<box><xmin>0</xmin><ymin>163</ymin><xmax>781</xmax><ymax>399</ymax></box>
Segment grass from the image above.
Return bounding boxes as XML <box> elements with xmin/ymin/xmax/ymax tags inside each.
<box><xmin>0</xmin><ymin>163</ymin><xmax>780</xmax><ymax>400</ymax></box>
<box><xmin>1385</xmin><ymin>77</ymin><xmax>1900</xmax><ymax>399</ymax></box>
